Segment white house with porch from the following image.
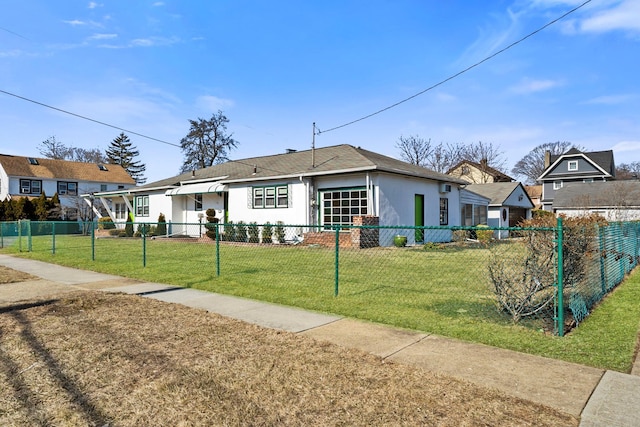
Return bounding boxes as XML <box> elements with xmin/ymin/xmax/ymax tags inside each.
<box><xmin>89</xmin><ymin>144</ymin><xmax>471</xmax><ymax>246</ymax></box>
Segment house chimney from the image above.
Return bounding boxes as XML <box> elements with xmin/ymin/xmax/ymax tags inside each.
<box><xmin>480</xmin><ymin>158</ymin><xmax>487</xmax><ymax>167</ymax></box>
<box><xmin>544</xmin><ymin>150</ymin><xmax>551</xmax><ymax>168</ymax></box>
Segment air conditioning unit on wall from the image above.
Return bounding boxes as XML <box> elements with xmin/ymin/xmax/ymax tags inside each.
<box><xmin>439</xmin><ymin>183</ymin><xmax>452</xmax><ymax>193</ymax></box>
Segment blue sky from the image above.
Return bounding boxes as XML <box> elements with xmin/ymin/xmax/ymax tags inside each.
<box><xmin>1</xmin><ymin>0</ymin><xmax>639</xmax><ymax>183</ymax></box>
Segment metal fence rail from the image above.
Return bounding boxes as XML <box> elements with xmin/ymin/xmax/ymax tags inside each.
<box><xmin>2</xmin><ymin>219</ymin><xmax>638</xmax><ymax>336</ymax></box>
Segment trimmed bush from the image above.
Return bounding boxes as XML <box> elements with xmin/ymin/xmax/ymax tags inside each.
<box><xmin>248</xmin><ymin>222</ymin><xmax>260</xmax><ymax>243</ymax></box>
<box><xmin>261</xmin><ymin>222</ymin><xmax>273</xmax><ymax>244</ymax></box>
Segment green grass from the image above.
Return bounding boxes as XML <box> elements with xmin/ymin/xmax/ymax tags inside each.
<box><xmin>3</xmin><ymin>234</ymin><xmax>639</xmax><ymax>372</ymax></box>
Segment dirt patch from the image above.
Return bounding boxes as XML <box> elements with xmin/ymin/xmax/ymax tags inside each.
<box><xmin>0</xmin><ymin>266</ymin><xmax>37</xmax><ymax>284</ymax></box>
<box><xmin>0</xmin><ymin>278</ymin><xmax>578</xmax><ymax>426</ymax></box>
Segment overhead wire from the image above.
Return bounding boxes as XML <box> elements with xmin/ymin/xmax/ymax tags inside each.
<box><xmin>0</xmin><ymin>89</ymin><xmax>181</xmax><ymax>148</ymax></box>
<box><xmin>317</xmin><ymin>0</ymin><xmax>592</xmax><ymax>135</ymax></box>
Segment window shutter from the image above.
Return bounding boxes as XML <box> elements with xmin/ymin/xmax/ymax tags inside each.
<box><xmin>247</xmin><ymin>187</ymin><xmax>253</xmax><ymax>209</ymax></box>
<box><xmin>288</xmin><ymin>184</ymin><xmax>292</xmax><ymax>208</ymax></box>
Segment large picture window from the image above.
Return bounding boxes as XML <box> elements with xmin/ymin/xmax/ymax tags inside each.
<box><xmin>135</xmin><ymin>195</ymin><xmax>149</xmax><ymax>217</ymax></box>
<box><xmin>321</xmin><ymin>187</ymin><xmax>367</xmax><ymax>228</ymax></box>
<box><xmin>252</xmin><ymin>185</ymin><xmax>288</xmax><ymax>208</ymax></box>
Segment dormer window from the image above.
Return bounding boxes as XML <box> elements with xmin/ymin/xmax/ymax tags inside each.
<box><xmin>98</xmin><ymin>164</ymin><xmax>108</xmax><ymax>171</ymax></box>
<box><xmin>568</xmin><ymin>160</ymin><xmax>578</xmax><ymax>171</ymax></box>
<box><xmin>28</xmin><ymin>157</ymin><xmax>39</xmax><ymax>165</ymax></box>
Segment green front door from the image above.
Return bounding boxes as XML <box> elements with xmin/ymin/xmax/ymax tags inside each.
<box><xmin>414</xmin><ymin>194</ymin><xmax>424</xmax><ymax>243</ymax></box>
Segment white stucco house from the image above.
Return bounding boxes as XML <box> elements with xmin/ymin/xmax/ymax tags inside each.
<box><xmin>0</xmin><ymin>153</ymin><xmax>136</xmax><ymax>220</ymax></box>
<box><xmin>89</xmin><ymin>144</ymin><xmax>470</xmax><ymax>246</ymax></box>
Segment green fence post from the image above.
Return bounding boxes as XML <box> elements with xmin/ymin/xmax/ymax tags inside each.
<box><xmin>91</xmin><ymin>221</ymin><xmax>95</xmax><ymax>261</ymax></box>
<box><xmin>142</xmin><ymin>223</ymin><xmax>147</xmax><ymax>267</ymax></box>
<box><xmin>27</xmin><ymin>220</ymin><xmax>32</xmax><ymax>252</ymax></box>
<box><xmin>556</xmin><ymin>216</ymin><xmax>564</xmax><ymax>337</ymax></box>
<box><xmin>334</xmin><ymin>225</ymin><xmax>340</xmax><ymax>296</ymax></box>
<box><xmin>52</xmin><ymin>222</ymin><xmax>56</xmax><ymax>254</ymax></box>
<box><xmin>18</xmin><ymin>220</ymin><xmax>22</xmax><ymax>252</ymax></box>
<box><xmin>216</xmin><ymin>223</ymin><xmax>220</xmax><ymax>276</ymax></box>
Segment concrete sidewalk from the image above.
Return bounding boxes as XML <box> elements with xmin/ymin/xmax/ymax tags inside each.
<box><xmin>1</xmin><ymin>254</ymin><xmax>639</xmax><ymax>426</ymax></box>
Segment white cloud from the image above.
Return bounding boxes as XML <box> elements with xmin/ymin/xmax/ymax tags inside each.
<box><xmin>509</xmin><ymin>78</ymin><xmax>562</xmax><ymax>94</ymax></box>
<box><xmin>196</xmin><ymin>95</ymin><xmax>235</xmax><ymax>112</ymax></box>
<box><xmin>584</xmin><ymin>94</ymin><xmax>635</xmax><ymax>105</ymax></box>
<box><xmin>88</xmin><ymin>2</ymin><xmax>103</xmax><ymax>9</ymax></box>
<box><xmin>611</xmin><ymin>140</ymin><xmax>640</xmax><ymax>153</ymax></box>
<box><xmin>63</xmin><ymin>20</ymin><xmax>87</xmax><ymax>26</ymax></box>
<box><xmin>580</xmin><ymin>0</ymin><xmax>640</xmax><ymax>34</ymax></box>
<box><xmin>88</xmin><ymin>33</ymin><xmax>117</xmax><ymax>40</ymax></box>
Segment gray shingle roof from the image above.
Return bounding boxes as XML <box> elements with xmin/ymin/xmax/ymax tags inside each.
<box><xmin>548</xmin><ymin>149</ymin><xmax>616</xmax><ymax>177</ymax></box>
<box><xmin>553</xmin><ymin>181</ymin><xmax>640</xmax><ymax>209</ymax></box>
<box><xmin>465</xmin><ymin>182</ymin><xmax>526</xmax><ymax>205</ymax></box>
<box><xmin>140</xmin><ymin>144</ymin><xmax>468</xmax><ymax>189</ymax></box>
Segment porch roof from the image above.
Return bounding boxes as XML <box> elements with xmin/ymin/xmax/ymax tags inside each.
<box><xmin>164</xmin><ymin>181</ymin><xmax>228</xmax><ymax>196</ymax></box>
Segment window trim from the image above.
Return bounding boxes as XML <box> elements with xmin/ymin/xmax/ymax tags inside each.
<box><xmin>57</xmin><ymin>181</ymin><xmax>78</xmax><ymax>196</ymax></box>
<box><xmin>439</xmin><ymin>198</ymin><xmax>449</xmax><ymax>226</ymax></box>
<box><xmin>135</xmin><ymin>195</ymin><xmax>149</xmax><ymax>217</ymax></box>
<box><xmin>568</xmin><ymin>160</ymin><xmax>578</xmax><ymax>171</ymax></box>
<box><xmin>553</xmin><ymin>180</ymin><xmax>563</xmax><ymax>190</ymax></box>
<box><xmin>19</xmin><ymin>179</ymin><xmax>42</xmax><ymax>195</ymax></box>
<box><xmin>252</xmin><ymin>185</ymin><xmax>288</xmax><ymax>209</ymax></box>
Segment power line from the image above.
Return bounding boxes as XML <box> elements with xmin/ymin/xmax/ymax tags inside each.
<box><xmin>317</xmin><ymin>0</ymin><xmax>592</xmax><ymax>135</ymax></box>
<box><xmin>0</xmin><ymin>89</ymin><xmax>181</xmax><ymax>148</ymax></box>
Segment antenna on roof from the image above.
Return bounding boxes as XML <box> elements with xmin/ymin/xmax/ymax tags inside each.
<box><xmin>312</xmin><ymin>122</ymin><xmax>317</xmax><ymax>168</ymax></box>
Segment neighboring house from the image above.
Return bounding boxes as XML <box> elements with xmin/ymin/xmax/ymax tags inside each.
<box><xmin>538</xmin><ymin>148</ymin><xmax>615</xmax><ymax>211</ymax></box>
<box><xmin>90</xmin><ymin>144</ymin><xmax>470</xmax><ymax>246</ymax></box>
<box><xmin>525</xmin><ymin>185</ymin><xmax>542</xmax><ymax>210</ymax></box>
<box><xmin>447</xmin><ymin>159</ymin><xmax>513</xmax><ymax>184</ymax></box>
<box><xmin>459</xmin><ymin>188</ymin><xmax>491</xmax><ymax>227</ymax></box>
<box><xmin>464</xmin><ymin>182</ymin><xmax>534</xmax><ymax>238</ymax></box>
<box><xmin>0</xmin><ymin>154</ymin><xmax>136</xmax><ymax>220</ymax></box>
<box><xmin>553</xmin><ymin>181</ymin><xmax>640</xmax><ymax>221</ymax></box>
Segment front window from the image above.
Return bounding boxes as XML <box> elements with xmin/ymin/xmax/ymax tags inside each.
<box><xmin>568</xmin><ymin>161</ymin><xmax>578</xmax><ymax>171</ymax></box>
<box><xmin>439</xmin><ymin>198</ymin><xmax>448</xmax><ymax>225</ymax></box>
<box><xmin>195</xmin><ymin>193</ymin><xmax>203</xmax><ymax>211</ymax></box>
<box><xmin>58</xmin><ymin>181</ymin><xmax>78</xmax><ymax>196</ymax></box>
<box><xmin>321</xmin><ymin>187</ymin><xmax>367</xmax><ymax>228</ymax></box>
<box><xmin>553</xmin><ymin>180</ymin><xmax>563</xmax><ymax>190</ymax></box>
<box><xmin>252</xmin><ymin>185</ymin><xmax>288</xmax><ymax>209</ymax></box>
<box><xmin>135</xmin><ymin>195</ymin><xmax>149</xmax><ymax>217</ymax></box>
<box><xmin>115</xmin><ymin>203</ymin><xmax>127</xmax><ymax>220</ymax></box>
<box><xmin>20</xmin><ymin>179</ymin><xmax>42</xmax><ymax>195</ymax></box>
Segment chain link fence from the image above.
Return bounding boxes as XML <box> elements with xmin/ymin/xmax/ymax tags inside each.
<box><xmin>2</xmin><ymin>219</ymin><xmax>638</xmax><ymax>337</ymax></box>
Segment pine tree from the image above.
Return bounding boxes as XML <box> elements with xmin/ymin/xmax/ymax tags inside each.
<box><xmin>105</xmin><ymin>132</ymin><xmax>147</xmax><ymax>185</ymax></box>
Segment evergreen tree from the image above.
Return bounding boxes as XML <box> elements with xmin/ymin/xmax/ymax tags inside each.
<box><xmin>105</xmin><ymin>132</ymin><xmax>147</xmax><ymax>184</ymax></box>
<box><xmin>34</xmin><ymin>192</ymin><xmax>49</xmax><ymax>220</ymax></box>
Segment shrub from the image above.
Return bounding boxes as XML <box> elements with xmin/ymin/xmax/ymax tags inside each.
<box><xmin>236</xmin><ymin>221</ymin><xmax>248</xmax><ymax>242</ymax></box>
<box><xmin>108</xmin><ymin>229</ymin><xmax>120</xmax><ymax>236</ymax></box>
<box><xmin>204</xmin><ymin>209</ymin><xmax>219</xmax><ymax>240</ymax></box>
<box><xmin>488</xmin><ymin>214</ymin><xmax>607</xmax><ymax>323</ymax></box>
<box><xmin>248</xmin><ymin>222</ymin><xmax>260</xmax><ymax>243</ymax></box>
<box><xmin>275</xmin><ymin>221</ymin><xmax>286</xmax><ymax>244</ymax></box>
<box><xmin>125</xmin><ymin>213</ymin><xmax>134</xmax><ymax>237</ymax></box>
<box><xmin>261</xmin><ymin>222</ymin><xmax>273</xmax><ymax>244</ymax></box>
<box><xmin>98</xmin><ymin>217</ymin><xmax>115</xmax><ymax>229</ymax></box>
<box><xmin>157</xmin><ymin>213</ymin><xmax>167</xmax><ymax>236</ymax></box>
<box><xmin>224</xmin><ymin>220</ymin><xmax>235</xmax><ymax>242</ymax></box>
<box><xmin>475</xmin><ymin>224</ymin><xmax>493</xmax><ymax>244</ymax></box>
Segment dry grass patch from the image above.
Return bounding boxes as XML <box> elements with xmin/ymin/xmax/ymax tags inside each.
<box><xmin>0</xmin><ymin>289</ymin><xmax>578</xmax><ymax>426</ymax></box>
<box><xmin>0</xmin><ymin>266</ymin><xmax>36</xmax><ymax>284</ymax></box>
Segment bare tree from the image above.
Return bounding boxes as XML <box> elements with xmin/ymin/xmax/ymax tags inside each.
<box><xmin>511</xmin><ymin>141</ymin><xmax>581</xmax><ymax>184</ymax></box>
<box><xmin>616</xmin><ymin>161</ymin><xmax>640</xmax><ymax>180</ymax></box>
<box><xmin>396</xmin><ymin>135</ymin><xmax>434</xmax><ymax>167</ymax></box>
<box><xmin>38</xmin><ymin>136</ymin><xmax>107</xmax><ymax>163</ymax></box>
<box><xmin>180</xmin><ymin>110</ymin><xmax>238</xmax><ymax>173</ymax></box>
<box><xmin>461</xmin><ymin>141</ymin><xmax>507</xmax><ymax>173</ymax></box>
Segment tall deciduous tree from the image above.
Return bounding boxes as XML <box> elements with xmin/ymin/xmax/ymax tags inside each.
<box><xmin>179</xmin><ymin>111</ymin><xmax>238</xmax><ymax>173</ymax></box>
<box><xmin>616</xmin><ymin>161</ymin><xmax>640</xmax><ymax>180</ymax></box>
<box><xmin>396</xmin><ymin>135</ymin><xmax>434</xmax><ymax>168</ymax></box>
<box><xmin>511</xmin><ymin>141</ymin><xmax>581</xmax><ymax>184</ymax></box>
<box><xmin>105</xmin><ymin>132</ymin><xmax>147</xmax><ymax>184</ymax></box>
